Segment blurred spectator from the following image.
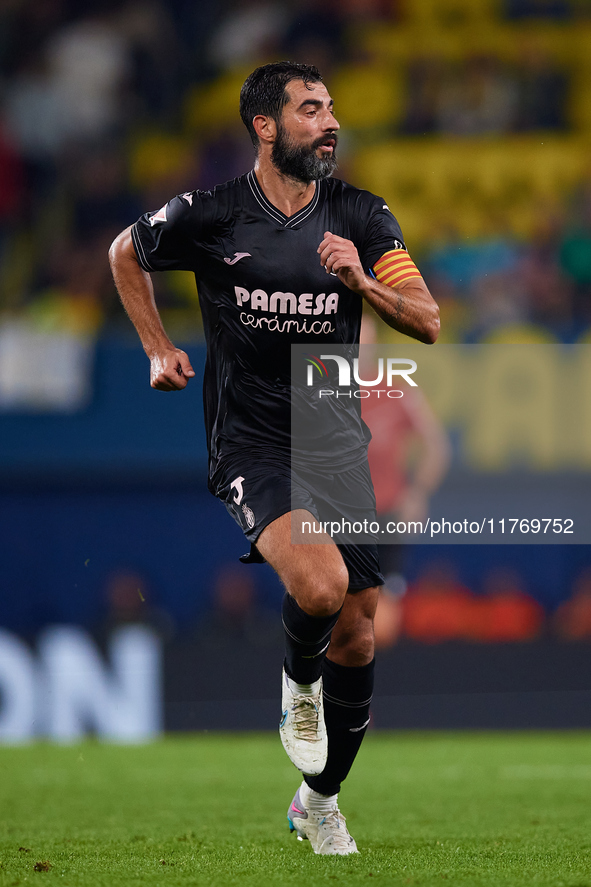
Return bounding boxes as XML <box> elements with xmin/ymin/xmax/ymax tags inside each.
<box><xmin>373</xmin><ymin>589</ymin><xmax>404</xmax><ymax>649</ymax></box>
<box><xmin>470</xmin><ymin>271</ymin><xmax>529</xmax><ymax>335</ymax></box>
<box><xmin>436</xmin><ymin>56</ymin><xmax>518</xmax><ymax>136</ymax></box>
<box><xmin>207</xmin><ymin>0</ymin><xmax>289</xmax><ymax>71</ymax></box>
<box><xmin>197</xmin><ymin>124</ymin><xmax>254</xmax><ymax>190</ymax></box>
<box><xmin>281</xmin><ymin>0</ymin><xmax>349</xmax><ymax>76</ymax></box>
<box><xmin>69</xmin><ymin>147</ymin><xmax>141</xmax><ymax>242</ymax></box>
<box><xmin>553</xmin><ymin>567</ymin><xmax>591</xmax><ymax>640</ymax></box>
<box><xmin>194</xmin><ymin>564</ymin><xmax>281</xmax><ymax>648</ymax></box>
<box><xmin>515</xmin><ymin>46</ymin><xmax>569</xmax><ymax>131</ymax></box>
<box><xmin>400</xmin><ymin>563</ymin><xmax>544</xmax><ymax>644</ymax></box>
<box><xmin>339</xmin><ymin>0</ymin><xmax>396</xmax><ymax>17</ymax></box>
<box><xmin>3</xmin><ymin>51</ymin><xmax>70</xmax><ymax>169</ymax></box>
<box><xmin>425</xmin><ymin>228</ymin><xmax>521</xmax><ymax>296</ymax></box>
<box><xmin>403</xmin><ymin>51</ymin><xmax>568</xmax><ymax>137</ymax></box>
<box><xmin>163</xmin><ymin>0</ymin><xmax>219</xmax><ymax>81</ymax></box>
<box><xmin>0</xmin><ymin>122</ymin><xmax>25</xmax><ymax>254</ymax></box>
<box><xmin>44</xmin><ymin>8</ymin><xmax>131</xmax><ymax>144</ymax></box>
<box><xmin>117</xmin><ymin>1</ymin><xmax>186</xmax><ymax>124</ymax></box>
<box><xmin>27</xmin><ymin>236</ymin><xmax>111</xmax><ymax>333</ymax></box>
<box><xmin>401</xmin><ymin>562</ymin><xmax>476</xmax><ymax>644</ymax></box>
<box><xmin>401</xmin><ymin>58</ymin><xmax>444</xmax><ymax>135</ymax></box>
<box><xmin>504</xmin><ymin>0</ymin><xmax>572</xmax><ymax>18</ymax></box>
<box><xmin>360</xmin><ymin>316</ymin><xmax>451</xmax><ymax>648</ymax></box>
<box><xmin>99</xmin><ymin>568</ymin><xmax>175</xmax><ymax>641</ymax></box>
<box><xmin>469</xmin><ymin>567</ymin><xmax>544</xmax><ymax>642</ymax></box>
<box><xmin>559</xmin><ymin>180</ymin><xmax>591</xmax><ymax>321</ymax></box>
<box><xmin>520</xmin><ymin>236</ymin><xmax>574</xmax><ymax>331</ymax></box>
<box><xmin>0</xmin><ymin>0</ymin><xmax>68</xmax><ymax>78</ymax></box>
<box><xmin>3</xmin><ymin>4</ymin><xmax>132</xmax><ymax>209</ymax></box>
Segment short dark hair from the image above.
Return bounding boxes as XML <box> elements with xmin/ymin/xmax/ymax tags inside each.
<box><xmin>240</xmin><ymin>61</ymin><xmax>323</xmax><ymax>151</ymax></box>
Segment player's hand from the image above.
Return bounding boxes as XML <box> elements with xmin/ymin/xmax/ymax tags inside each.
<box><xmin>318</xmin><ymin>231</ymin><xmax>366</xmax><ymax>291</ymax></box>
<box><xmin>149</xmin><ymin>348</ymin><xmax>195</xmax><ymax>391</ymax></box>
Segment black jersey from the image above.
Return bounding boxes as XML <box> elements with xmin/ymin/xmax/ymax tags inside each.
<box><xmin>132</xmin><ymin>171</ymin><xmax>406</xmax><ymax>488</ymax></box>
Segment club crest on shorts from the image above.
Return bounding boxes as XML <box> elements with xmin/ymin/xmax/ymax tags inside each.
<box><xmin>241</xmin><ymin>502</ymin><xmax>255</xmax><ymax>530</ymax></box>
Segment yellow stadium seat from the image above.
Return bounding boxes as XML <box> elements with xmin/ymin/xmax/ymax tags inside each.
<box><xmin>129</xmin><ymin>131</ymin><xmax>194</xmax><ymax>190</ymax></box>
<box><xmin>331</xmin><ymin>62</ymin><xmax>404</xmax><ymax>130</ymax></box>
<box><xmin>354</xmin><ymin>135</ymin><xmax>591</xmax><ymax>249</ymax></box>
<box><xmin>401</xmin><ymin>0</ymin><xmax>501</xmax><ymax>28</ymax></box>
<box><xmin>184</xmin><ymin>68</ymin><xmax>252</xmax><ymax>135</ymax></box>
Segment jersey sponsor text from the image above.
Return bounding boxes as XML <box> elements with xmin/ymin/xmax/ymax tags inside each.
<box><xmin>240</xmin><ymin>313</ymin><xmax>335</xmax><ymax>335</ymax></box>
<box><xmin>234</xmin><ymin>286</ymin><xmax>338</xmax><ymax>316</ymax></box>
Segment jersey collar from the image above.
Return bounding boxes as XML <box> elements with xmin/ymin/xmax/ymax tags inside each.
<box><xmin>247</xmin><ymin>170</ymin><xmax>321</xmax><ymax>229</ymax></box>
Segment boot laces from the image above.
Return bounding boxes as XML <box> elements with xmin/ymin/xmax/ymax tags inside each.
<box><xmin>318</xmin><ymin>810</ymin><xmax>354</xmax><ymax>850</ymax></box>
<box><xmin>291</xmin><ymin>694</ymin><xmax>320</xmax><ymax>742</ymax></box>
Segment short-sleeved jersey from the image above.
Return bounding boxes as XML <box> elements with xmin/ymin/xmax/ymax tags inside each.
<box><xmin>132</xmin><ymin>171</ymin><xmax>406</xmax><ymax>489</ymax></box>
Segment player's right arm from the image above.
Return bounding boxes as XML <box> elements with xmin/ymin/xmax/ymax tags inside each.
<box><xmin>108</xmin><ymin>226</ymin><xmax>195</xmax><ymax>390</ymax></box>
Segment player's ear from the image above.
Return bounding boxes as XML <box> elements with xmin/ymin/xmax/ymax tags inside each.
<box><xmin>253</xmin><ymin>114</ymin><xmax>276</xmax><ymax>145</ymax></box>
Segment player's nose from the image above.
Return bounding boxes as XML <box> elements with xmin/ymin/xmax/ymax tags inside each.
<box><xmin>327</xmin><ymin>110</ymin><xmax>340</xmax><ymax>131</ymax></box>
<box><xmin>322</xmin><ymin>104</ymin><xmax>339</xmax><ymax>131</ymax></box>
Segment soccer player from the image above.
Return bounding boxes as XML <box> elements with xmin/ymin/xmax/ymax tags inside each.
<box><xmin>109</xmin><ymin>61</ymin><xmax>439</xmax><ymax>855</ymax></box>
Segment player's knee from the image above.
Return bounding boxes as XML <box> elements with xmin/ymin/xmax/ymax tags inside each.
<box><xmin>291</xmin><ymin>562</ymin><xmax>349</xmax><ymax>617</ymax></box>
<box><xmin>330</xmin><ymin>618</ymin><xmax>375</xmax><ymax>665</ymax></box>
<box><xmin>310</xmin><ymin>577</ymin><xmax>349</xmax><ymax>617</ymax></box>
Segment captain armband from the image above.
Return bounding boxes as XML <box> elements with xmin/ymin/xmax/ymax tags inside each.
<box><xmin>372</xmin><ymin>249</ymin><xmax>422</xmax><ymax>288</ymax></box>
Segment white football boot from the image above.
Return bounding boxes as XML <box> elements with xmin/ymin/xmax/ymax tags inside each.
<box><xmin>279</xmin><ymin>668</ymin><xmax>328</xmax><ymax>775</ymax></box>
<box><xmin>287</xmin><ymin>781</ymin><xmax>359</xmax><ymax>855</ymax></box>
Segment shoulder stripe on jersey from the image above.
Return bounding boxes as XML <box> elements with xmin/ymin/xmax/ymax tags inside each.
<box><xmin>373</xmin><ymin>248</ymin><xmax>422</xmax><ymax>287</ymax></box>
<box><xmin>131</xmin><ymin>223</ymin><xmax>154</xmax><ymax>272</ymax></box>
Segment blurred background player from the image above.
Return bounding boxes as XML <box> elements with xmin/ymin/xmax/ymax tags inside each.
<box><xmin>360</xmin><ymin>314</ymin><xmax>451</xmax><ymax>648</ymax></box>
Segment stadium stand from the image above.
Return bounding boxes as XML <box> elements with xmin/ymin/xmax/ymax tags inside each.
<box><xmin>1</xmin><ymin>0</ymin><xmax>590</xmax><ymax>343</ymax></box>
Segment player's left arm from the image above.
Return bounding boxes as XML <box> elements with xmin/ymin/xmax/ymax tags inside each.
<box><xmin>318</xmin><ymin>231</ymin><xmax>439</xmax><ymax>345</ymax></box>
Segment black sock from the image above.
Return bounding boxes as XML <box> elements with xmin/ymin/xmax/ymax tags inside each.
<box><xmin>305</xmin><ymin>657</ymin><xmax>375</xmax><ymax>797</ymax></box>
<box><xmin>282</xmin><ymin>593</ymin><xmax>341</xmax><ymax>685</ymax></box>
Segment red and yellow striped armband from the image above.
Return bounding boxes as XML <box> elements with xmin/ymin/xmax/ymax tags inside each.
<box><xmin>372</xmin><ymin>249</ymin><xmax>422</xmax><ymax>288</ymax></box>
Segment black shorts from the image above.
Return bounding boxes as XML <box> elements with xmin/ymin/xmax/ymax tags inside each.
<box><xmin>214</xmin><ymin>455</ymin><xmax>384</xmax><ymax>592</ymax></box>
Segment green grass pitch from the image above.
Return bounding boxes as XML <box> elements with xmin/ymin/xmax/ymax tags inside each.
<box><xmin>1</xmin><ymin>732</ymin><xmax>591</xmax><ymax>886</ymax></box>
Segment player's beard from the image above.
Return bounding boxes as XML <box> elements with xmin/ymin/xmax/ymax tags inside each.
<box><xmin>271</xmin><ymin>124</ymin><xmax>338</xmax><ymax>183</ymax></box>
